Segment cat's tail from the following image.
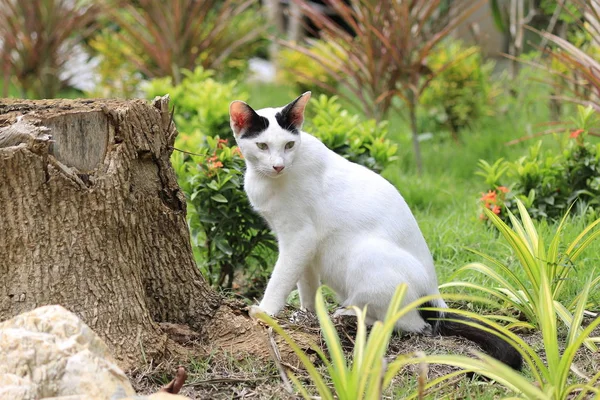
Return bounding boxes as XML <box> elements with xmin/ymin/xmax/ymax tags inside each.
<box><xmin>419</xmin><ymin>302</ymin><xmax>523</xmax><ymax>370</ymax></box>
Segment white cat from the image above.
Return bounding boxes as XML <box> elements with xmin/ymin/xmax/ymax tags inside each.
<box><xmin>229</xmin><ymin>92</ymin><xmax>522</xmax><ymax>369</ymax></box>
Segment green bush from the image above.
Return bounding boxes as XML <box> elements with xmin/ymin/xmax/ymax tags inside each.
<box><xmin>145</xmin><ymin>67</ymin><xmax>249</xmax><ymax>142</ymax></box>
<box><xmin>87</xmin><ymin>27</ymin><xmax>143</xmax><ymax>98</ymax></box>
<box><xmin>173</xmin><ymin>136</ymin><xmax>276</xmax><ymax>289</ymax></box>
<box><xmin>100</xmin><ymin>0</ymin><xmax>265</xmax><ymax>84</ymax></box>
<box><xmin>277</xmin><ymin>40</ymin><xmax>347</xmax><ymax>95</ymax></box>
<box><xmin>306</xmin><ymin>95</ymin><xmax>398</xmax><ymax>173</ymax></box>
<box><xmin>477</xmin><ymin>106</ymin><xmax>600</xmax><ymax>221</ymax></box>
<box><xmin>420</xmin><ymin>40</ymin><xmax>500</xmax><ymax>140</ymax></box>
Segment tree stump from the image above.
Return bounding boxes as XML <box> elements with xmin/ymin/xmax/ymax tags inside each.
<box><xmin>0</xmin><ymin>97</ymin><xmax>292</xmax><ymax>370</ymax></box>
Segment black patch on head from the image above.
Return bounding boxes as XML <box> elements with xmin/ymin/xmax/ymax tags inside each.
<box><xmin>241</xmin><ymin>112</ymin><xmax>270</xmax><ymax>139</ymax></box>
<box><xmin>275</xmin><ymin>97</ymin><xmax>301</xmax><ymax>134</ymax></box>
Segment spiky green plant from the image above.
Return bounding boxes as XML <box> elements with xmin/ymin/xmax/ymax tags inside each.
<box><xmin>410</xmin><ymin>270</ymin><xmax>600</xmax><ymax>399</ymax></box>
<box><xmin>257</xmin><ymin>284</ymin><xmax>431</xmax><ymax>399</ymax></box>
<box><xmin>443</xmin><ymin>199</ymin><xmax>600</xmax><ymax>350</ymax></box>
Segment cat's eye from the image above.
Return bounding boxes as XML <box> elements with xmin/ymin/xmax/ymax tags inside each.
<box><xmin>256</xmin><ymin>142</ymin><xmax>268</xmax><ymax>150</ymax></box>
<box><xmin>285</xmin><ymin>141</ymin><xmax>295</xmax><ymax>150</ymax></box>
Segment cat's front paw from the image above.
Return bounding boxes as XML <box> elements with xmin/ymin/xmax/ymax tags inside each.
<box><xmin>248</xmin><ymin>305</ymin><xmax>271</xmax><ymax>319</ymax></box>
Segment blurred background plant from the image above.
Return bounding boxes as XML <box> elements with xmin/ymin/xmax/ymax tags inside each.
<box><xmin>276</xmin><ymin>40</ymin><xmax>347</xmax><ymax>96</ymax></box>
<box><xmin>279</xmin><ymin>0</ymin><xmax>486</xmax><ymax>175</ymax></box>
<box><xmin>419</xmin><ymin>40</ymin><xmax>501</xmax><ymax>142</ymax></box>
<box><xmin>145</xmin><ymin>67</ymin><xmax>249</xmax><ymax>143</ymax></box>
<box><xmin>306</xmin><ymin>95</ymin><xmax>398</xmax><ymax>173</ymax></box>
<box><xmin>0</xmin><ymin>0</ymin><xmax>100</xmax><ymax>98</ymax></box>
<box><xmin>102</xmin><ymin>0</ymin><xmax>266</xmax><ymax>85</ymax></box>
<box><xmin>477</xmin><ymin>105</ymin><xmax>600</xmax><ymax>221</ymax></box>
<box><xmin>532</xmin><ymin>0</ymin><xmax>600</xmax><ymax>114</ymax></box>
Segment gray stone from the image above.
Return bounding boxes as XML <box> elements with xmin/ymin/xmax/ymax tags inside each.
<box><xmin>0</xmin><ymin>305</ymin><xmax>136</xmax><ymax>400</ymax></box>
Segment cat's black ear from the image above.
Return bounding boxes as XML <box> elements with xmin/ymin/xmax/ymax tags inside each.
<box><xmin>275</xmin><ymin>92</ymin><xmax>311</xmax><ymax>134</ymax></box>
<box><xmin>230</xmin><ymin>101</ymin><xmax>269</xmax><ymax>139</ymax></box>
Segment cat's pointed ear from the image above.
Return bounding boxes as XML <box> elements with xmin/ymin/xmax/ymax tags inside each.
<box><xmin>229</xmin><ymin>101</ymin><xmax>268</xmax><ymax>138</ymax></box>
<box><xmin>276</xmin><ymin>91</ymin><xmax>311</xmax><ymax>133</ymax></box>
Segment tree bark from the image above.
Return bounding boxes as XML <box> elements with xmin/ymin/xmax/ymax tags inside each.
<box><xmin>0</xmin><ymin>97</ymin><xmax>292</xmax><ymax>370</ymax></box>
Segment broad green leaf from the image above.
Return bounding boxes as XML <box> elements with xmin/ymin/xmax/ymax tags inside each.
<box><xmin>210</xmin><ymin>193</ymin><xmax>228</xmax><ymax>203</ymax></box>
<box><xmin>214</xmin><ymin>237</ymin><xmax>233</xmax><ymax>255</ymax></box>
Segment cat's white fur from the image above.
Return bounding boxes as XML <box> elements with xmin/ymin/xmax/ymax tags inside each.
<box><xmin>231</xmin><ymin>93</ymin><xmax>446</xmax><ymax>332</ymax></box>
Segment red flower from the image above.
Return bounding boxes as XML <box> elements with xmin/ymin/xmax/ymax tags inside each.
<box><xmin>570</xmin><ymin>129</ymin><xmax>584</xmax><ymax>139</ymax></box>
<box><xmin>480</xmin><ymin>190</ymin><xmax>497</xmax><ymax>203</ymax></box>
<box><xmin>497</xmin><ymin>186</ymin><xmax>509</xmax><ymax>194</ymax></box>
<box><xmin>492</xmin><ymin>205</ymin><xmax>501</xmax><ymax>215</ymax></box>
<box><xmin>217</xmin><ymin>138</ymin><xmax>229</xmax><ymax>149</ymax></box>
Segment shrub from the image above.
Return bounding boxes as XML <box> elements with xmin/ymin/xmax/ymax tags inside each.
<box><xmin>102</xmin><ymin>0</ymin><xmax>265</xmax><ymax>84</ymax></box>
<box><xmin>413</xmin><ymin>275</ymin><xmax>600</xmax><ymax>399</ymax></box>
<box><xmin>477</xmin><ymin>106</ymin><xmax>600</xmax><ymax>221</ymax></box>
<box><xmin>173</xmin><ymin>137</ymin><xmax>276</xmax><ymax>289</ymax></box>
<box><xmin>282</xmin><ymin>0</ymin><xmax>486</xmax><ymax>175</ymax></box>
<box><xmin>145</xmin><ymin>67</ymin><xmax>249</xmax><ymax>142</ymax></box>
<box><xmin>87</xmin><ymin>27</ymin><xmax>143</xmax><ymax>98</ymax></box>
<box><xmin>527</xmin><ymin>0</ymin><xmax>600</xmax><ymax>113</ymax></box>
<box><xmin>0</xmin><ymin>0</ymin><xmax>101</xmax><ymax>98</ymax></box>
<box><xmin>306</xmin><ymin>95</ymin><xmax>398</xmax><ymax>173</ymax></box>
<box><xmin>276</xmin><ymin>40</ymin><xmax>347</xmax><ymax>96</ymax></box>
<box><xmin>420</xmin><ymin>41</ymin><xmax>500</xmax><ymax>141</ymax></box>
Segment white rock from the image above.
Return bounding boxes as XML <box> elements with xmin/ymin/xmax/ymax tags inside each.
<box><xmin>0</xmin><ymin>305</ymin><xmax>136</xmax><ymax>400</ymax></box>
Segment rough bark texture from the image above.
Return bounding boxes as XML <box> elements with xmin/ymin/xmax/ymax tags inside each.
<box><xmin>0</xmin><ymin>98</ymin><xmax>290</xmax><ymax>371</ymax></box>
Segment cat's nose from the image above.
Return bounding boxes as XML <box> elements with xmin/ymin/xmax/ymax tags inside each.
<box><xmin>273</xmin><ymin>165</ymin><xmax>285</xmax><ymax>173</ymax></box>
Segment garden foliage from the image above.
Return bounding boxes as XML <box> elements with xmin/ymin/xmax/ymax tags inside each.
<box><xmin>146</xmin><ymin>67</ymin><xmax>249</xmax><ymax>143</ymax></box>
<box><xmin>420</xmin><ymin>41</ymin><xmax>500</xmax><ymax>141</ymax></box>
<box><xmin>277</xmin><ymin>40</ymin><xmax>347</xmax><ymax>96</ymax></box>
<box><xmin>258</xmin><ymin>284</ymin><xmax>429</xmax><ymax>400</ymax></box>
<box><xmin>172</xmin><ymin>137</ymin><xmax>276</xmax><ymax>289</ymax></box>
<box><xmin>305</xmin><ymin>95</ymin><xmax>397</xmax><ymax>174</ymax></box>
<box><xmin>477</xmin><ymin>106</ymin><xmax>600</xmax><ymax>220</ymax></box>
<box><xmin>445</xmin><ymin>199</ymin><xmax>600</xmax><ymax>346</ymax></box>
<box><xmin>0</xmin><ymin>0</ymin><xmax>100</xmax><ymax>98</ymax></box>
<box><xmin>101</xmin><ymin>0</ymin><xmax>265</xmax><ymax>83</ymax></box>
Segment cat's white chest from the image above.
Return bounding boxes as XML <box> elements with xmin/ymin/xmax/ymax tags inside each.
<box><xmin>245</xmin><ymin>174</ymin><xmax>290</xmax><ymax>218</ymax></box>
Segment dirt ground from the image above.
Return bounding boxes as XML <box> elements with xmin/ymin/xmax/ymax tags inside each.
<box><xmin>128</xmin><ymin>308</ymin><xmax>600</xmax><ymax>400</ymax></box>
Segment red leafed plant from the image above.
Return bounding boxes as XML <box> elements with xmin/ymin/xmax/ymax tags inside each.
<box><xmin>104</xmin><ymin>0</ymin><xmax>265</xmax><ymax>84</ymax></box>
<box><xmin>530</xmin><ymin>0</ymin><xmax>600</xmax><ymax>112</ymax></box>
<box><xmin>282</xmin><ymin>0</ymin><xmax>485</xmax><ymax>174</ymax></box>
<box><xmin>0</xmin><ymin>0</ymin><xmax>101</xmax><ymax>98</ymax></box>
